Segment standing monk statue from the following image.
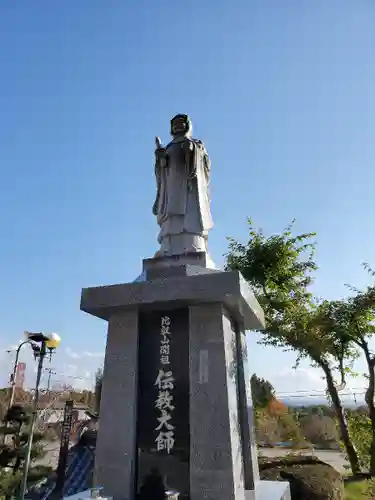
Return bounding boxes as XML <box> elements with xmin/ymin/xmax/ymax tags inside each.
<box><xmin>153</xmin><ymin>114</ymin><xmax>214</xmax><ymax>257</ymax></box>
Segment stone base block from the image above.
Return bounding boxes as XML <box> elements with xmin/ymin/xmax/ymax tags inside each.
<box><xmin>143</xmin><ymin>251</ymin><xmax>214</xmax><ymax>271</ymax></box>
<box><xmin>81</xmin><ymin>269</ymin><xmax>265</xmax><ymax>330</ymax></box>
<box><xmin>246</xmin><ymin>481</ymin><xmax>291</xmax><ymax>500</ymax></box>
<box><xmin>81</xmin><ymin>259</ymin><xmax>268</xmax><ymax>500</ymax></box>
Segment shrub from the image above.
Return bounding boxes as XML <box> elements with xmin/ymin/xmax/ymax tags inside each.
<box><xmin>255</xmin><ymin>407</ymin><xmax>307</xmax><ymax>448</ymax></box>
<box><xmin>0</xmin><ymin>405</ymin><xmax>52</xmax><ymax>497</ymax></box>
<box><xmin>259</xmin><ymin>455</ymin><xmax>344</xmax><ymax>500</ymax></box>
<box><xmin>344</xmin><ymin>479</ymin><xmax>375</xmax><ymax>500</ymax></box>
<box><xmin>301</xmin><ymin>414</ymin><xmax>339</xmax><ymax>448</ymax></box>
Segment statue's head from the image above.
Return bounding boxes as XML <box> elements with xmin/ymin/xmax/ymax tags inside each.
<box><xmin>170</xmin><ymin>114</ymin><xmax>192</xmax><ymax>137</ymax></box>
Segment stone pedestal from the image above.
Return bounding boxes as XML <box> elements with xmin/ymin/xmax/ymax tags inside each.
<box><xmin>80</xmin><ymin>256</ymin><xmax>290</xmax><ymax>500</ymax></box>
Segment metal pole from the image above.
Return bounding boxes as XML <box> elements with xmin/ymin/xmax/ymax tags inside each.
<box><xmin>19</xmin><ymin>340</ymin><xmax>46</xmax><ymax>500</ymax></box>
<box><xmin>46</xmin><ymin>368</ymin><xmax>56</xmax><ymax>393</ymax></box>
<box><xmin>54</xmin><ymin>400</ymin><xmax>74</xmax><ymax>499</ymax></box>
<box><xmin>47</xmin><ymin>370</ymin><xmax>52</xmax><ymax>392</ymax></box>
<box><xmin>46</xmin><ymin>368</ymin><xmax>57</xmax><ymax>403</ymax></box>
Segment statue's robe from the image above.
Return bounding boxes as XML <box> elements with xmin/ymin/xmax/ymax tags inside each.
<box><xmin>154</xmin><ymin>136</ymin><xmax>213</xmax><ymax>251</ymax></box>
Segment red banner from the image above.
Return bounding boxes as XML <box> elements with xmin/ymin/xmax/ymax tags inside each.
<box><xmin>15</xmin><ymin>362</ymin><xmax>26</xmax><ymax>389</ymax></box>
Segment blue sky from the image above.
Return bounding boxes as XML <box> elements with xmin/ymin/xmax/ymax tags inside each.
<box><xmin>0</xmin><ymin>0</ymin><xmax>374</xmax><ymax>397</ymax></box>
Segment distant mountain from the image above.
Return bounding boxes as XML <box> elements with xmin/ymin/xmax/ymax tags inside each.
<box><xmin>280</xmin><ymin>396</ymin><xmax>365</xmax><ymax>408</ymax></box>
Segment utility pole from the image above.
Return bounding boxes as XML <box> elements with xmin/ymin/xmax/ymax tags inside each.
<box><xmin>45</xmin><ymin>367</ymin><xmax>57</xmax><ymax>393</ymax></box>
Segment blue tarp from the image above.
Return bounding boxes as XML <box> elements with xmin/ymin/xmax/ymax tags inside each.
<box><xmin>36</xmin><ymin>444</ymin><xmax>95</xmax><ymax>499</ymax></box>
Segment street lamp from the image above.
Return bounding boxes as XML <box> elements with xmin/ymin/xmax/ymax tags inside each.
<box><xmin>20</xmin><ymin>331</ymin><xmax>61</xmax><ymax>500</ymax></box>
<box><xmin>25</xmin><ymin>331</ymin><xmax>61</xmax><ymax>350</ymax></box>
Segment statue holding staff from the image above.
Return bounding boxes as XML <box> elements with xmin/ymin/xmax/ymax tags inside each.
<box><xmin>153</xmin><ymin>114</ymin><xmax>214</xmax><ymax>257</ymax></box>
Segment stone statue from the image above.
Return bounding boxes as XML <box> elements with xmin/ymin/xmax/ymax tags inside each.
<box><xmin>152</xmin><ymin>114</ymin><xmax>213</xmax><ymax>257</ymax></box>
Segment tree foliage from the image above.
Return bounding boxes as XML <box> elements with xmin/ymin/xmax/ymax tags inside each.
<box><xmin>250</xmin><ymin>374</ymin><xmax>275</xmax><ymax>409</ymax></box>
<box><xmin>226</xmin><ymin>219</ymin><xmax>319</xmax><ymax>357</ymax></box>
<box><xmin>343</xmin><ymin>412</ymin><xmax>372</xmax><ymax>472</ymax></box>
<box><xmin>251</xmin><ymin>373</ymin><xmax>306</xmax><ymax>447</ymax></box>
<box><xmin>318</xmin><ymin>268</ymin><xmax>375</xmax><ymax>474</ymax></box>
<box><xmin>255</xmin><ymin>406</ymin><xmax>306</xmax><ymax>448</ymax></box>
<box><xmin>0</xmin><ymin>405</ymin><xmax>51</xmax><ymax>497</ymax></box>
<box><xmin>225</xmin><ymin>218</ymin><xmax>361</xmax><ymax>474</ymax></box>
<box><xmin>300</xmin><ymin>414</ymin><xmax>339</xmax><ymax>448</ymax></box>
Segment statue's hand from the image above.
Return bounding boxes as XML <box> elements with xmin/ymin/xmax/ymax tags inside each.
<box><xmin>155</xmin><ymin>147</ymin><xmax>166</xmax><ymax>161</ymax></box>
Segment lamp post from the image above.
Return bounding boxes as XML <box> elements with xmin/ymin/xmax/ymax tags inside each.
<box><xmin>20</xmin><ymin>331</ymin><xmax>61</xmax><ymax>500</ymax></box>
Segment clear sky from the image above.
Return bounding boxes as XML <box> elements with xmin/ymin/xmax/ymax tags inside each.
<box><xmin>0</xmin><ymin>0</ymin><xmax>374</xmax><ymax>398</ymax></box>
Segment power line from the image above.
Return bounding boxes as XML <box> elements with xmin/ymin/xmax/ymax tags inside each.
<box><xmin>278</xmin><ymin>392</ymin><xmax>366</xmax><ymax>399</ymax></box>
<box><xmin>276</xmin><ymin>386</ymin><xmax>368</xmax><ymax>395</ymax></box>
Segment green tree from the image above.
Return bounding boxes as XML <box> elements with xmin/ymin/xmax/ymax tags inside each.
<box><xmin>255</xmin><ymin>403</ymin><xmax>306</xmax><ymax>448</ymax></box>
<box><xmin>0</xmin><ymin>405</ymin><xmax>51</xmax><ymax>498</ymax></box>
<box><xmin>276</xmin><ymin>411</ymin><xmax>306</xmax><ymax>447</ymax></box>
<box><xmin>225</xmin><ymin>218</ymin><xmax>361</xmax><ymax>474</ymax></box>
<box><xmin>254</xmin><ymin>408</ymin><xmax>280</xmax><ymax>446</ymax></box>
<box><xmin>251</xmin><ymin>374</ymin><xmax>275</xmax><ymax>409</ymax></box>
<box><xmin>340</xmin><ymin>411</ymin><xmax>372</xmax><ymax>472</ymax></box>
<box><xmin>318</xmin><ymin>268</ymin><xmax>375</xmax><ymax>474</ymax></box>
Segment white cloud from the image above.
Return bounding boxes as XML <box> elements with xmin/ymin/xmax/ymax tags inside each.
<box><xmin>65</xmin><ymin>347</ymin><xmax>81</xmax><ymax>359</ymax></box>
<box><xmin>279</xmin><ymin>367</ymin><xmax>324</xmax><ymax>383</ymax></box>
<box><xmin>270</xmin><ymin>366</ymin><xmax>326</xmax><ymax>394</ymax></box>
<box><xmin>65</xmin><ymin>370</ymin><xmax>93</xmax><ymax>390</ymax></box>
<box><xmin>83</xmin><ymin>351</ymin><xmax>103</xmax><ymax>358</ymax></box>
<box><xmin>65</xmin><ymin>348</ymin><xmax>103</xmax><ymax>359</ymax></box>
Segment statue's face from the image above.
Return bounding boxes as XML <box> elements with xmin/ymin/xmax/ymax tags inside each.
<box><xmin>171</xmin><ymin>115</ymin><xmax>189</xmax><ymax>136</ymax></box>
